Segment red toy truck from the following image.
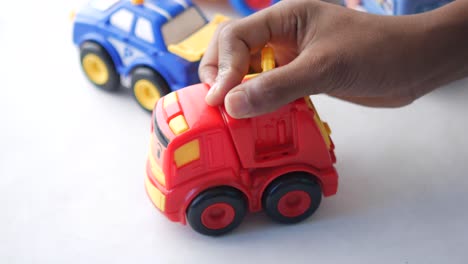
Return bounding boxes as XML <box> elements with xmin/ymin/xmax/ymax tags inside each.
<box><xmin>145</xmin><ymin>48</ymin><xmax>338</xmax><ymax>235</ymax></box>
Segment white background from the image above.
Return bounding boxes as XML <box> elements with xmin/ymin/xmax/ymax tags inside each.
<box><xmin>1</xmin><ymin>0</ymin><xmax>467</xmax><ymax>263</ymax></box>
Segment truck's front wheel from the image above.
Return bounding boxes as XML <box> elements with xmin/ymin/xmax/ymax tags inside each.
<box><xmin>263</xmin><ymin>172</ymin><xmax>322</xmax><ymax>224</ymax></box>
<box><xmin>187</xmin><ymin>187</ymin><xmax>247</xmax><ymax>236</ymax></box>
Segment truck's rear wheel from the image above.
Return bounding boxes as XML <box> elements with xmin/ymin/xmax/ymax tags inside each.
<box><xmin>132</xmin><ymin>68</ymin><xmax>170</xmax><ymax>112</ymax></box>
<box><xmin>187</xmin><ymin>187</ymin><xmax>247</xmax><ymax>236</ymax></box>
<box><xmin>263</xmin><ymin>172</ymin><xmax>322</xmax><ymax>224</ymax></box>
<box><xmin>80</xmin><ymin>42</ymin><xmax>120</xmax><ymax>91</ymax></box>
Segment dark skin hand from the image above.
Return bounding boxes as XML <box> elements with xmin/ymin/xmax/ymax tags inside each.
<box><xmin>199</xmin><ymin>0</ymin><xmax>468</xmax><ymax>118</ymax></box>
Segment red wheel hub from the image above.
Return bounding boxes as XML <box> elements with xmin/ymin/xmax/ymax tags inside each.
<box><xmin>245</xmin><ymin>0</ymin><xmax>272</xmax><ymax>10</ymax></box>
<box><xmin>201</xmin><ymin>203</ymin><xmax>235</xmax><ymax>230</ymax></box>
<box><xmin>277</xmin><ymin>190</ymin><xmax>311</xmax><ymax>217</ymax></box>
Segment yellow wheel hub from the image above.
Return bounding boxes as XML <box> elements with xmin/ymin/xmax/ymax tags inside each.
<box><xmin>82</xmin><ymin>54</ymin><xmax>109</xmax><ymax>85</ymax></box>
<box><xmin>134</xmin><ymin>79</ymin><xmax>161</xmax><ymax>111</ymax></box>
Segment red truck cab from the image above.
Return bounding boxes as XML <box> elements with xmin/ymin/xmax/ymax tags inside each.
<box><xmin>145</xmin><ymin>48</ymin><xmax>338</xmax><ymax>236</ymax></box>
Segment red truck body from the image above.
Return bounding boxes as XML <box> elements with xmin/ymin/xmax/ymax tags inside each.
<box><xmin>145</xmin><ymin>82</ymin><xmax>338</xmax><ymax>235</ymax></box>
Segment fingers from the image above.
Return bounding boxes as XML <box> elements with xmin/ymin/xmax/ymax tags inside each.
<box><xmin>203</xmin><ymin>2</ymin><xmax>299</xmax><ymax>106</ymax></box>
<box><xmin>204</xmin><ymin>14</ymin><xmax>273</xmax><ymax>106</ymax></box>
<box><xmin>224</xmin><ymin>54</ymin><xmax>319</xmax><ymax>118</ymax></box>
<box><xmin>198</xmin><ymin>22</ymin><xmax>226</xmax><ymax>86</ymax></box>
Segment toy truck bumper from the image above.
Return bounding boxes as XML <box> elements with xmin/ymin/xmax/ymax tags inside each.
<box><xmin>321</xmin><ymin>167</ymin><xmax>339</xmax><ymax>197</ymax></box>
<box><xmin>145</xmin><ymin>160</ymin><xmax>182</xmax><ymax>223</ymax></box>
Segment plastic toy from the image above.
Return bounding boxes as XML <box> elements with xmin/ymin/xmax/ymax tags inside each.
<box><xmin>228</xmin><ymin>0</ymin><xmax>280</xmax><ymax>16</ymax></box>
<box><xmin>345</xmin><ymin>0</ymin><xmax>453</xmax><ymax>15</ymax></box>
<box><xmin>72</xmin><ymin>0</ymin><xmax>228</xmax><ymax>111</ymax></box>
<box><xmin>144</xmin><ymin>47</ymin><xmax>339</xmax><ymax>236</ymax></box>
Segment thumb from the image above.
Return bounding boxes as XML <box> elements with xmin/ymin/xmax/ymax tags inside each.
<box><xmin>224</xmin><ymin>54</ymin><xmax>325</xmax><ymax>118</ymax></box>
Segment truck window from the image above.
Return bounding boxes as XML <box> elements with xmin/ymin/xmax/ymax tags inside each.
<box><xmin>161</xmin><ymin>7</ymin><xmax>206</xmax><ymax>45</ymax></box>
<box><xmin>135</xmin><ymin>17</ymin><xmax>155</xmax><ymax>43</ymax></box>
<box><xmin>174</xmin><ymin>139</ymin><xmax>200</xmax><ymax>168</ymax></box>
<box><xmin>110</xmin><ymin>9</ymin><xmax>134</xmax><ymax>33</ymax></box>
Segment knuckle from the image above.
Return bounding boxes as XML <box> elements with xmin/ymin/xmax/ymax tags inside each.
<box><xmin>216</xmin><ymin>61</ymin><xmax>231</xmax><ymax>78</ymax></box>
<box><xmin>217</xmin><ymin>20</ymin><xmax>232</xmax><ymax>32</ymax></box>
<box><xmin>219</xmin><ymin>22</ymin><xmax>238</xmax><ymax>41</ymax></box>
<box><xmin>217</xmin><ymin>52</ymin><xmax>247</xmax><ymax>81</ymax></box>
<box><xmin>198</xmin><ymin>66</ymin><xmax>215</xmax><ymax>80</ymax></box>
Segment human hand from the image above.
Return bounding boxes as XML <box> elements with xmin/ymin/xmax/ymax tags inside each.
<box><xmin>199</xmin><ymin>0</ymin><xmax>468</xmax><ymax>118</ymax></box>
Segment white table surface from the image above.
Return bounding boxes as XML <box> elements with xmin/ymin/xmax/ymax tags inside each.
<box><xmin>1</xmin><ymin>1</ymin><xmax>467</xmax><ymax>263</ymax></box>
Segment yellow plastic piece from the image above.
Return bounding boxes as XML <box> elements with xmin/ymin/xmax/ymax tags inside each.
<box><xmin>261</xmin><ymin>47</ymin><xmax>275</xmax><ymax>72</ymax></box>
<box><xmin>305</xmin><ymin>97</ymin><xmax>332</xmax><ymax>149</ymax></box>
<box><xmin>82</xmin><ymin>53</ymin><xmax>109</xmax><ymax>85</ymax></box>
<box><xmin>163</xmin><ymin>92</ymin><xmax>178</xmax><ymax>108</ymax></box>
<box><xmin>169</xmin><ymin>115</ymin><xmax>189</xmax><ymax>135</ymax></box>
<box><xmin>174</xmin><ymin>139</ymin><xmax>200</xmax><ymax>168</ymax></box>
<box><xmin>132</xmin><ymin>0</ymin><xmax>144</xmax><ymax>5</ymax></box>
<box><xmin>134</xmin><ymin>79</ymin><xmax>161</xmax><ymax>111</ymax></box>
<box><xmin>324</xmin><ymin>122</ymin><xmax>332</xmax><ymax>135</ymax></box>
<box><xmin>243</xmin><ymin>73</ymin><xmax>259</xmax><ymax>80</ymax></box>
<box><xmin>244</xmin><ymin>46</ymin><xmax>275</xmax><ymax>79</ymax></box>
<box><xmin>70</xmin><ymin>9</ymin><xmax>76</xmax><ymax>21</ymax></box>
<box><xmin>168</xmin><ymin>14</ymin><xmax>229</xmax><ymax>62</ymax></box>
<box><xmin>145</xmin><ymin>175</ymin><xmax>166</xmax><ymax>212</ymax></box>
<box><xmin>149</xmin><ymin>137</ymin><xmax>166</xmax><ymax>186</ymax></box>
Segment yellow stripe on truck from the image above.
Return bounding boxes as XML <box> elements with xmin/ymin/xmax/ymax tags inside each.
<box><xmin>145</xmin><ymin>175</ymin><xmax>166</xmax><ymax>212</ymax></box>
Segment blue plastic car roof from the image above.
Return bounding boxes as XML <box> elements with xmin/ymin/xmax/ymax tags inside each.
<box><xmin>131</xmin><ymin>0</ymin><xmax>192</xmax><ymax>23</ymax></box>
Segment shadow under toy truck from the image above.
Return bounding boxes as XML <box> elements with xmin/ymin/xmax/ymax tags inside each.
<box><xmin>144</xmin><ymin>48</ymin><xmax>339</xmax><ymax>236</ymax></box>
<box><xmin>72</xmin><ymin>0</ymin><xmax>227</xmax><ymax>112</ymax></box>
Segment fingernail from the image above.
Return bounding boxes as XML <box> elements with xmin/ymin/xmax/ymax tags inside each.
<box><xmin>204</xmin><ymin>77</ymin><xmax>215</xmax><ymax>86</ymax></box>
<box><xmin>206</xmin><ymin>82</ymin><xmax>218</xmax><ymax>98</ymax></box>
<box><xmin>226</xmin><ymin>90</ymin><xmax>251</xmax><ymax>118</ymax></box>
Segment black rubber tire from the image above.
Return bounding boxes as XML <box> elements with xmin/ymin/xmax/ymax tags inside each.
<box><xmin>187</xmin><ymin>187</ymin><xmax>247</xmax><ymax>236</ymax></box>
<box><xmin>262</xmin><ymin>172</ymin><xmax>322</xmax><ymax>224</ymax></box>
<box><xmin>131</xmin><ymin>67</ymin><xmax>170</xmax><ymax>112</ymax></box>
<box><xmin>79</xmin><ymin>41</ymin><xmax>120</xmax><ymax>91</ymax></box>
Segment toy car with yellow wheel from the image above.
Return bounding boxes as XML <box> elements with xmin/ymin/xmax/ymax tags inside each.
<box><xmin>72</xmin><ymin>0</ymin><xmax>227</xmax><ymax>112</ymax></box>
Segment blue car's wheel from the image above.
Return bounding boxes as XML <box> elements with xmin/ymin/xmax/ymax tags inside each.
<box><xmin>80</xmin><ymin>41</ymin><xmax>120</xmax><ymax>91</ymax></box>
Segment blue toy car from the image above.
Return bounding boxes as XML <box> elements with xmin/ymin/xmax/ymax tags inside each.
<box><xmin>72</xmin><ymin>0</ymin><xmax>227</xmax><ymax>111</ymax></box>
<box><xmin>346</xmin><ymin>0</ymin><xmax>453</xmax><ymax>15</ymax></box>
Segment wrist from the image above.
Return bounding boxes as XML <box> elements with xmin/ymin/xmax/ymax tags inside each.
<box><xmin>411</xmin><ymin>1</ymin><xmax>468</xmax><ymax>89</ymax></box>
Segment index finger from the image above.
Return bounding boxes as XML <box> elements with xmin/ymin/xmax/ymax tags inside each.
<box><xmin>204</xmin><ymin>8</ymin><xmax>278</xmax><ymax>106</ymax></box>
<box><xmin>198</xmin><ymin>21</ymin><xmax>229</xmax><ymax>86</ymax></box>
